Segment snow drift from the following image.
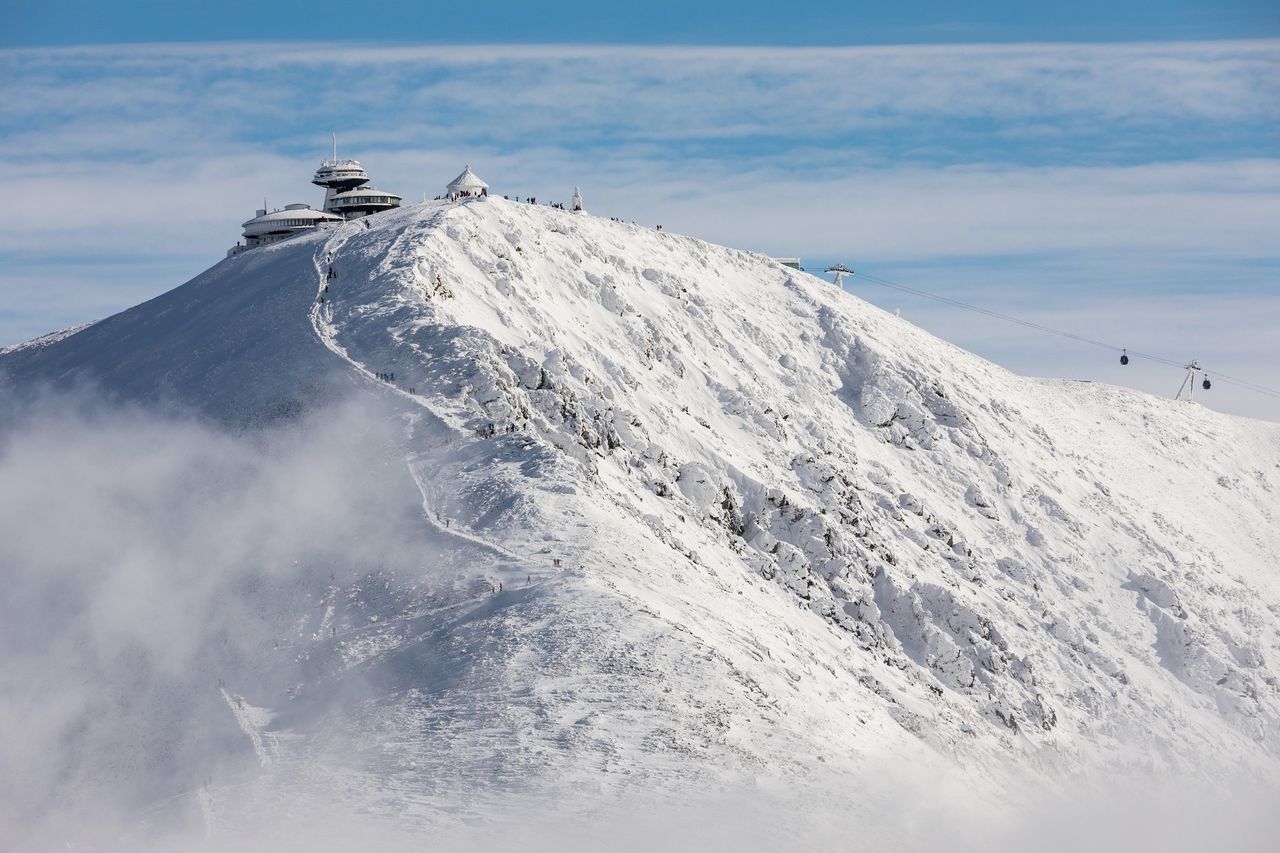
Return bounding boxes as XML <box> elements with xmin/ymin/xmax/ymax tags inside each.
<box><xmin>3</xmin><ymin>196</ymin><xmax>1279</xmax><ymax>847</ymax></box>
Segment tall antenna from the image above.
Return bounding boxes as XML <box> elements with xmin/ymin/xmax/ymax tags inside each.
<box><xmin>331</xmin><ymin>132</ymin><xmax>337</xmax><ymax>161</ymax></box>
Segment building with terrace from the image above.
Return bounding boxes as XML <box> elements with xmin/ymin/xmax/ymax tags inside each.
<box><xmin>227</xmin><ymin>204</ymin><xmax>343</xmax><ymax>256</ymax></box>
<box><xmin>228</xmin><ymin>137</ymin><xmax>403</xmax><ymax>256</ymax></box>
<box><xmin>312</xmin><ymin>137</ymin><xmax>402</xmax><ymax>219</ymax></box>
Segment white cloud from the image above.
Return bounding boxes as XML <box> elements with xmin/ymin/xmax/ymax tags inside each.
<box><xmin>1</xmin><ymin>39</ymin><xmax>1277</xmax><ymax>419</ymax></box>
<box><xmin>3</xmin><ymin>153</ymin><xmax>1275</xmax><ymax>280</ymax></box>
<box><xmin>4</xmin><ymin>40</ymin><xmax>1277</xmax><ymax>156</ymax></box>
<box><xmin>0</xmin><ymin>392</ymin><xmax>450</xmax><ymax>847</ymax></box>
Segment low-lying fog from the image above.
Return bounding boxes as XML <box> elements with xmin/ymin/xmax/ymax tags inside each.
<box><xmin>2</xmin><ymin>386</ymin><xmax>1276</xmax><ymax>852</ymax></box>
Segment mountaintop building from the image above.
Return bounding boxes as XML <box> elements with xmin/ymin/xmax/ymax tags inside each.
<box><xmin>227</xmin><ymin>204</ymin><xmax>343</xmax><ymax>256</ymax></box>
<box><xmin>447</xmin><ymin>165</ymin><xmax>488</xmax><ymax>200</ymax></box>
<box><xmin>228</xmin><ymin>137</ymin><xmax>402</xmax><ymax>256</ymax></box>
<box><xmin>312</xmin><ymin>144</ymin><xmax>402</xmax><ymax>220</ymax></box>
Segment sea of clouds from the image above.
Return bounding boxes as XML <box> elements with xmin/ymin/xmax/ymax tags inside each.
<box><xmin>2</xmin><ymin>385</ymin><xmax>1279</xmax><ymax>851</ymax></box>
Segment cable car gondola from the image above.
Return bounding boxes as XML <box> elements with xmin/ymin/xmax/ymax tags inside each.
<box><xmin>1203</xmin><ymin>376</ymin><xmax>1211</xmax><ymax>390</ymax></box>
<box><xmin>1120</xmin><ymin>349</ymin><xmax>1129</xmax><ymax>366</ymax></box>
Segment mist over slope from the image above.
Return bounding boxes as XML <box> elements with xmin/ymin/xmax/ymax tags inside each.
<box><xmin>3</xmin><ymin>197</ymin><xmax>1279</xmax><ymax>848</ymax></box>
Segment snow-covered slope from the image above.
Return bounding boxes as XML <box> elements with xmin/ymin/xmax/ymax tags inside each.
<box><xmin>5</xmin><ymin>197</ymin><xmax>1279</xmax><ymax>840</ymax></box>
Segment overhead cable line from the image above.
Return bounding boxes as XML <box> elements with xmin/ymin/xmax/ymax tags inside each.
<box><xmin>843</xmin><ymin>270</ymin><xmax>1280</xmax><ymax>402</ymax></box>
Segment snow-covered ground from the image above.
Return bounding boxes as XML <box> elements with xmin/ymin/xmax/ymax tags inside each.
<box><xmin>3</xmin><ymin>197</ymin><xmax>1278</xmax><ymax>849</ymax></box>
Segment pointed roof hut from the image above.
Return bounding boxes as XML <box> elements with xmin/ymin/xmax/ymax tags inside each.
<box><xmin>447</xmin><ymin>165</ymin><xmax>489</xmax><ymax>198</ymax></box>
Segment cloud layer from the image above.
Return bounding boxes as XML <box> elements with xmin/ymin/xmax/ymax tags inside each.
<box><xmin>0</xmin><ymin>389</ymin><xmax>447</xmax><ymax>848</ymax></box>
<box><xmin>0</xmin><ymin>40</ymin><xmax>1277</xmax><ymax>416</ymax></box>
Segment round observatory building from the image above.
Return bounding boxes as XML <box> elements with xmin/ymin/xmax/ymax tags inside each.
<box><xmin>313</xmin><ymin>152</ymin><xmax>402</xmax><ymax>219</ymax></box>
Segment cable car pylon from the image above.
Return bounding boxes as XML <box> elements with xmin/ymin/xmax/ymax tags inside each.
<box><xmin>1175</xmin><ymin>360</ymin><xmax>1205</xmax><ymax>401</ymax></box>
<box><xmin>835</xmin><ymin>265</ymin><xmax>1278</xmax><ymax>401</ymax></box>
<box><xmin>825</xmin><ymin>264</ymin><xmax>852</xmax><ymax>288</ymax></box>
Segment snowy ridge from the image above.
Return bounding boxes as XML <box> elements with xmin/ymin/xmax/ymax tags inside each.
<box><xmin>4</xmin><ymin>196</ymin><xmax>1280</xmax><ymax>829</ymax></box>
<box><xmin>302</xmin><ymin>198</ymin><xmax>1280</xmax><ymax>774</ymax></box>
<box><xmin>221</xmin><ymin>688</ymin><xmax>281</xmax><ymax>767</ymax></box>
<box><xmin>0</xmin><ymin>319</ymin><xmax>97</xmax><ymax>356</ymax></box>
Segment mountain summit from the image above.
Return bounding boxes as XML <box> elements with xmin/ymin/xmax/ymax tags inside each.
<box><xmin>4</xmin><ymin>197</ymin><xmax>1279</xmax><ymax>841</ymax></box>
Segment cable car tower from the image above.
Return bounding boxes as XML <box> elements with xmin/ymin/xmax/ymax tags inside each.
<box><xmin>826</xmin><ymin>264</ymin><xmax>852</xmax><ymax>288</ymax></box>
<box><xmin>1174</xmin><ymin>360</ymin><xmax>1211</xmax><ymax>401</ymax></box>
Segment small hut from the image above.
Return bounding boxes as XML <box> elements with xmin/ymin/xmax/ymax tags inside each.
<box><xmin>447</xmin><ymin>165</ymin><xmax>489</xmax><ymax>201</ymax></box>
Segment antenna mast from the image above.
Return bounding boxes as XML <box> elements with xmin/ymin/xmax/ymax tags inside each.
<box><xmin>331</xmin><ymin>132</ymin><xmax>337</xmax><ymax>162</ymax></box>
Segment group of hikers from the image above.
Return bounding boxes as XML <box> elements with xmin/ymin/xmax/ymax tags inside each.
<box><xmin>475</xmin><ymin>422</ymin><xmax>519</xmax><ymax>438</ymax></box>
<box><xmin>431</xmin><ymin>190</ymin><xmax>584</xmax><ymax>209</ymax></box>
<box><xmin>606</xmin><ymin>215</ymin><xmax>663</xmax><ymax>230</ymax></box>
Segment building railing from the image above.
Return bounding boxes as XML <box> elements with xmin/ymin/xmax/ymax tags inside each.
<box><xmin>330</xmin><ymin>196</ymin><xmax>398</xmax><ymax>207</ymax></box>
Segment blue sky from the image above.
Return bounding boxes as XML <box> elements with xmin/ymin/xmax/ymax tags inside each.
<box><xmin>1</xmin><ymin>4</ymin><xmax>1278</xmax><ymax>418</ymax></box>
<box><xmin>4</xmin><ymin>1</ymin><xmax>1278</xmax><ymax>46</ymax></box>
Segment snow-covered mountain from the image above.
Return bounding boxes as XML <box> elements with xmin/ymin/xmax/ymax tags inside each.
<box><xmin>4</xmin><ymin>197</ymin><xmax>1279</xmax><ymax>847</ymax></box>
